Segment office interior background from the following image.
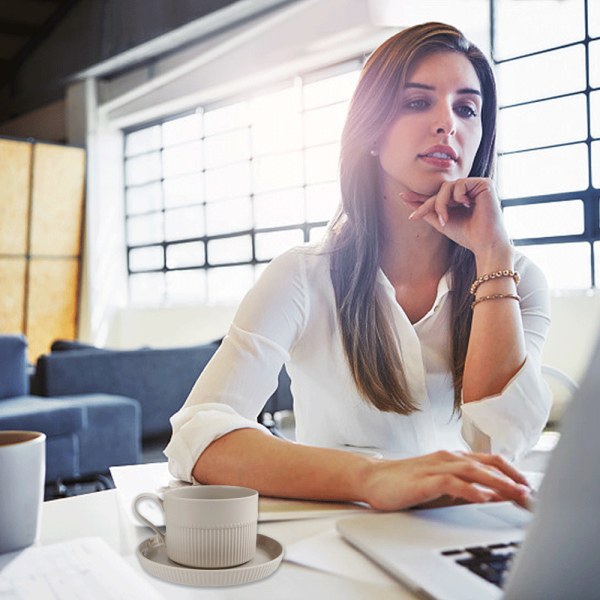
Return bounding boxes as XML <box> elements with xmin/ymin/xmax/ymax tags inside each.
<box><xmin>0</xmin><ymin>0</ymin><xmax>598</xmax><ymax>376</ymax></box>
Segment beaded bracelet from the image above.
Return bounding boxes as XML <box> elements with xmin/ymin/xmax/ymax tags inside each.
<box><xmin>469</xmin><ymin>269</ymin><xmax>520</xmax><ymax>296</ymax></box>
<box><xmin>471</xmin><ymin>293</ymin><xmax>521</xmax><ymax>310</ymax></box>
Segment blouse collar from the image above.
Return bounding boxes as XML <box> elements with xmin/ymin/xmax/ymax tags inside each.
<box><xmin>376</xmin><ymin>268</ymin><xmax>453</xmax><ymax>323</ymax></box>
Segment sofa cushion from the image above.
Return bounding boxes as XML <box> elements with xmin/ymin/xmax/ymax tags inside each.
<box><xmin>61</xmin><ymin>394</ymin><xmax>141</xmax><ymax>475</ymax></box>
<box><xmin>0</xmin><ymin>335</ymin><xmax>28</xmax><ymax>399</ymax></box>
<box><xmin>0</xmin><ymin>393</ymin><xmax>142</xmax><ymax>481</ymax></box>
<box><xmin>0</xmin><ymin>395</ymin><xmax>84</xmax><ymax>436</ymax></box>
<box><xmin>45</xmin><ymin>434</ymin><xmax>79</xmax><ymax>481</ymax></box>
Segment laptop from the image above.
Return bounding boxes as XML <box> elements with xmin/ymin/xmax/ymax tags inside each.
<box><xmin>337</xmin><ymin>338</ymin><xmax>600</xmax><ymax>600</ymax></box>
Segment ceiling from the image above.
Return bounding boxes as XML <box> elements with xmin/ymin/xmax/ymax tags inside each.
<box><xmin>0</xmin><ymin>0</ymin><xmax>80</xmax><ymax>91</ymax></box>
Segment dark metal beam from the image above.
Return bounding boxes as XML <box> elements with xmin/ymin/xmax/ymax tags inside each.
<box><xmin>0</xmin><ymin>20</ymin><xmax>40</xmax><ymax>37</ymax></box>
<box><xmin>0</xmin><ymin>0</ymin><xmax>82</xmax><ymax>91</ymax></box>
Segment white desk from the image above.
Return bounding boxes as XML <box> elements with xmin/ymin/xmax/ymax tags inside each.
<box><xmin>40</xmin><ymin>489</ymin><xmax>412</xmax><ymax>599</ymax></box>
<box><xmin>27</xmin><ymin>434</ymin><xmax>555</xmax><ymax>600</ymax></box>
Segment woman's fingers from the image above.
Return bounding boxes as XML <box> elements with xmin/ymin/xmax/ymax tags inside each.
<box><xmin>402</xmin><ymin>183</ymin><xmax>471</xmax><ymax>227</ymax></box>
<box><xmin>459</xmin><ymin>451</ymin><xmax>531</xmax><ymax>487</ymax></box>
<box><xmin>400</xmin><ymin>191</ymin><xmax>434</xmax><ymax>219</ymax></box>
<box><xmin>433</xmin><ymin>184</ymin><xmax>453</xmax><ymax>227</ymax></box>
<box><xmin>364</xmin><ymin>451</ymin><xmax>531</xmax><ymax>511</ymax></box>
<box><xmin>430</xmin><ymin>452</ymin><xmax>531</xmax><ymax>507</ymax></box>
<box><xmin>400</xmin><ymin>190</ymin><xmax>429</xmax><ymax>205</ymax></box>
<box><xmin>451</xmin><ymin>179</ymin><xmax>474</xmax><ymax>208</ymax></box>
<box><xmin>424</xmin><ymin>473</ymin><xmax>496</xmax><ymax>504</ymax></box>
<box><xmin>446</xmin><ymin>460</ymin><xmax>529</xmax><ymax>500</ymax></box>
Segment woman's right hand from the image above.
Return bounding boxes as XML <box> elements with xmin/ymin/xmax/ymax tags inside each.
<box><xmin>362</xmin><ymin>450</ymin><xmax>531</xmax><ymax>511</ymax></box>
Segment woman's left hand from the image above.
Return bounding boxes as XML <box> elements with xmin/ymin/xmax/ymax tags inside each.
<box><xmin>401</xmin><ymin>177</ymin><xmax>511</xmax><ymax>258</ymax></box>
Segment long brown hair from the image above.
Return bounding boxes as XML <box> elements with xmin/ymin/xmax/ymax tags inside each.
<box><xmin>329</xmin><ymin>22</ymin><xmax>497</xmax><ymax>414</ymax></box>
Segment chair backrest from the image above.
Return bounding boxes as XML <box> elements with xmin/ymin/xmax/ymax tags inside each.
<box><xmin>0</xmin><ymin>335</ymin><xmax>28</xmax><ymax>400</ymax></box>
<box><xmin>36</xmin><ymin>342</ymin><xmax>220</xmax><ymax>438</ymax></box>
<box><xmin>542</xmin><ymin>364</ymin><xmax>579</xmax><ymax>425</ymax></box>
<box><xmin>544</xmin><ymin>292</ymin><xmax>600</xmax><ymax>383</ymax></box>
<box><xmin>543</xmin><ymin>292</ymin><xmax>600</xmax><ymax>425</ymax></box>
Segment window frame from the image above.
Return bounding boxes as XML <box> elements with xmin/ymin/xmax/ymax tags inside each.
<box><xmin>491</xmin><ymin>0</ymin><xmax>599</xmax><ymax>287</ymax></box>
<box><xmin>123</xmin><ymin>1</ymin><xmax>600</xmax><ymax>301</ymax></box>
<box><xmin>122</xmin><ymin>60</ymin><xmax>362</xmax><ymax>304</ymax></box>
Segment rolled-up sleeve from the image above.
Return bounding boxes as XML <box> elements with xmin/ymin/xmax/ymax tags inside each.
<box><xmin>461</xmin><ymin>254</ymin><xmax>552</xmax><ymax>461</ymax></box>
<box><xmin>164</xmin><ymin>249</ymin><xmax>308</xmax><ymax>482</ymax></box>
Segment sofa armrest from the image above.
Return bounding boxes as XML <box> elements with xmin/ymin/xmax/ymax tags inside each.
<box><xmin>0</xmin><ymin>335</ymin><xmax>28</xmax><ymax>399</ymax></box>
<box><xmin>0</xmin><ymin>393</ymin><xmax>141</xmax><ymax>481</ymax></box>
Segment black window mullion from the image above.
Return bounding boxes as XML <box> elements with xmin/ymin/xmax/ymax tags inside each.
<box><xmin>123</xmin><ymin>60</ymin><xmax>363</xmax><ymax>302</ymax></box>
<box><xmin>491</xmin><ymin>0</ymin><xmax>596</xmax><ymax>288</ymax></box>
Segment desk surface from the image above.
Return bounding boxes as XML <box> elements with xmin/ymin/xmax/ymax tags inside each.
<box><xmin>40</xmin><ymin>489</ymin><xmax>411</xmax><ymax>600</ymax></box>
<box><xmin>31</xmin><ymin>435</ymin><xmax>555</xmax><ymax>600</ymax></box>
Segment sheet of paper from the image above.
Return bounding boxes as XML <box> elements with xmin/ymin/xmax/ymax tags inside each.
<box><xmin>0</xmin><ymin>537</ymin><xmax>163</xmax><ymax>600</ymax></box>
<box><xmin>111</xmin><ymin>462</ymin><xmax>370</xmax><ymax>527</ymax></box>
<box><xmin>284</xmin><ymin>526</ymin><xmax>398</xmax><ymax>587</ymax></box>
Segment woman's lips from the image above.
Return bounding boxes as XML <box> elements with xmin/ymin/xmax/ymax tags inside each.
<box><xmin>417</xmin><ymin>145</ymin><xmax>458</xmax><ymax>169</ymax></box>
<box><xmin>417</xmin><ymin>153</ymin><xmax>456</xmax><ymax>169</ymax></box>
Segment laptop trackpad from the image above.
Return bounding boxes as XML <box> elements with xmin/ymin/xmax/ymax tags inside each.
<box><xmin>475</xmin><ymin>503</ymin><xmax>532</xmax><ymax>528</ymax></box>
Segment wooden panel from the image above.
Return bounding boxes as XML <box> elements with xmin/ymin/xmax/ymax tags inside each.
<box><xmin>29</xmin><ymin>143</ymin><xmax>85</xmax><ymax>256</ymax></box>
<box><xmin>0</xmin><ymin>257</ymin><xmax>26</xmax><ymax>333</ymax></box>
<box><xmin>0</xmin><ymin>139</ymin><xmax>32</xmax><ymax>254</ymax></box>
<box><xmin>26</xmin><ymin>258</ymin><xmax>79</xmax><ymax>361</ymax></box>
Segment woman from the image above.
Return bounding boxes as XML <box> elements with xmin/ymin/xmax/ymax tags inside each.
<box><xmin>165</xmin><ymin>22</ymin><xmax>551</xmax><ymax>510</ymax></box>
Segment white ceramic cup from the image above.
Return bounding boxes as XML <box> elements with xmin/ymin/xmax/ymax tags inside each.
<box><xmin>0</xmin><ymin>431</ymin><xmax>46</xmax><ymax>555</ymax></box>
<box><xmin>133</xmin><ymin>485</ymin><xmax>258</xmax><ymax>569</ymax></box>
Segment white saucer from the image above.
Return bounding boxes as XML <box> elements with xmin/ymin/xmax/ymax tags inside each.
<box><xmin>136</xmin><ymin>534</ymin><xmax>284</xmax><ymax>587</ymax></box>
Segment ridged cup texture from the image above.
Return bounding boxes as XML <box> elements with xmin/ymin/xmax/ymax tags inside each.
<box><xmin>168</xmin><ymin>521</ymin><xmax>257</xmax><ymax>568</ymax></box>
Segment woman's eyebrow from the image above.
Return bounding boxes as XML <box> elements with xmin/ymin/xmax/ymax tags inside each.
<box><xmin>404</xmin><ymin>82</ymin><xmax>482</xmax><ymax>97</ymax></box>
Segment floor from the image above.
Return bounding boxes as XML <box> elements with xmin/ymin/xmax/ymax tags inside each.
<box><xmin>141</xmin><ymin>434</ymin><xmax>170</xmax><ymax>464</ymax></box>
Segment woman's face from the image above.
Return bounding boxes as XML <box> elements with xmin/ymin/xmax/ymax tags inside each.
<box><xmin>377</xmin><ymin>51</ymin><xmax>484</xmax><ymax>198</ymax></box>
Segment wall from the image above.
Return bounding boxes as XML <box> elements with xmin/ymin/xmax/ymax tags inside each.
<box><xmin>0</xmin><ymin>138</ymin><xmax>85</xmax><ymax>360</ymax></box>
<box><xmin>0</xmin><ymin>100</ymin><xmax>66</xmax><ymax>143</ymax></box>
<box><xmin>104</xmin><ymin>304</ymin><xmax>238</xmax><ymax>349</ymax></box>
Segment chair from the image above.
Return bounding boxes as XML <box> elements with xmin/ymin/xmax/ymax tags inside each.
<box><xmin>542</xmin><ymin>364</ymin><xmax>579</xmax><ymax>427</ymax></box>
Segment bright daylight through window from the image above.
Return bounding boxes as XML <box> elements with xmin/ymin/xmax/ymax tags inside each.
<box><xmin>123</xmin><ymin>0</ymin><xmax>599</xmax><ymax>305</ymax></box>
<box><xmin>124</xmin><ymin>64</ymin><xmax>360</xmax><ymax>305</ymax></box>
<box><xmin>494</xmin><ymin>0</ymin><xmax>599</xmax><ymax>289</ymax></box>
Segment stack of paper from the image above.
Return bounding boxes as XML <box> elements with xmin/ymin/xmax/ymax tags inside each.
<box><xmin>0</xmin><ymin>537</ymin><xmax>163</xmax><ymax>600</ymax></box>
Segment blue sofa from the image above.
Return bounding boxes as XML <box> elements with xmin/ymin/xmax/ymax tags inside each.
<box><xmin>0</xmin><ymin>335</ymin><xmax>141</xmax><ymax>485</ymax></box>
<box><xmin>34</xmin><ymin>339</ymin><xmax>293</xmax><ymax>441</ymax></box>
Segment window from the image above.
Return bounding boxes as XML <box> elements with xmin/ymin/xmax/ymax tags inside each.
<box><xmin>494</xmin><ymin>0</ymin><xmax>599</xmax><ymax>289</ymax></box>
<box><xmin>124</xmin><ymin>0</ymin><xmax>598</xmax><ymax>302</ymax></box>
<box><xmin>123</xmin><ymin>65</ymin><xmax>360</xmax><ymax>305</ymax></box>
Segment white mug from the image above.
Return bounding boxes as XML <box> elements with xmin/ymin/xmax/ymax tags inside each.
<box><xmin>0</xmin><ymin>431</ymin><xmax>46</xmax><ymax>554</ymax></box>
<box><xmin>133</xmin><ymin>485</ymin><xmax>258</xmax><ymax>569</ymax></box>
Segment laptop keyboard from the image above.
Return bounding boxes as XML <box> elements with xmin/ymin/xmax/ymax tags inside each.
<box><xmin>441</xmin><ymin>541</ymin><xmax>520</xmax><ymax>588</ymax></box>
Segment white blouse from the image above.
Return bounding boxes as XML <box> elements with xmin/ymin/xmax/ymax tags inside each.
<box><xmin>165</xmin><ymin>245</ymin><xmax>552</xmax><ymax>482</ymax></box>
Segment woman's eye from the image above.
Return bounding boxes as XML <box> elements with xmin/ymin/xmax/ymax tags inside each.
<box><xmin>406</xmin><ymin>99</ymin><xmax>429</xmax><ymax>110</ymax></box>
<box><xmin>455</xmin><ymin>105</ymin><xmax>478</xmax><ymax>118</ymax></box>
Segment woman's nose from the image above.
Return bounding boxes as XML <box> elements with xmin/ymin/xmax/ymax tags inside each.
<box><xmin>433</xmin><ymin>105</ymin><xmax>456</xmax><ymax>136</ymax></box>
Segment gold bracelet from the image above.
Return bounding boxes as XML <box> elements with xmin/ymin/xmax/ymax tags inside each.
<box><xmin>470</xmin><ymin>269</ymin><xmax>520</xmax><ymax>295</ymax></box>
<box><xmin>471</xmin><ymin>293</ymin><xmax>521</xmax><ymax>310</ymax></box>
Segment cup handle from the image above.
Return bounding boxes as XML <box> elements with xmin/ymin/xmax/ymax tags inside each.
<box><xmin>132</xmin><ymin>493</ymin><xmax>166</xmax><ymax>541</ymax></box>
